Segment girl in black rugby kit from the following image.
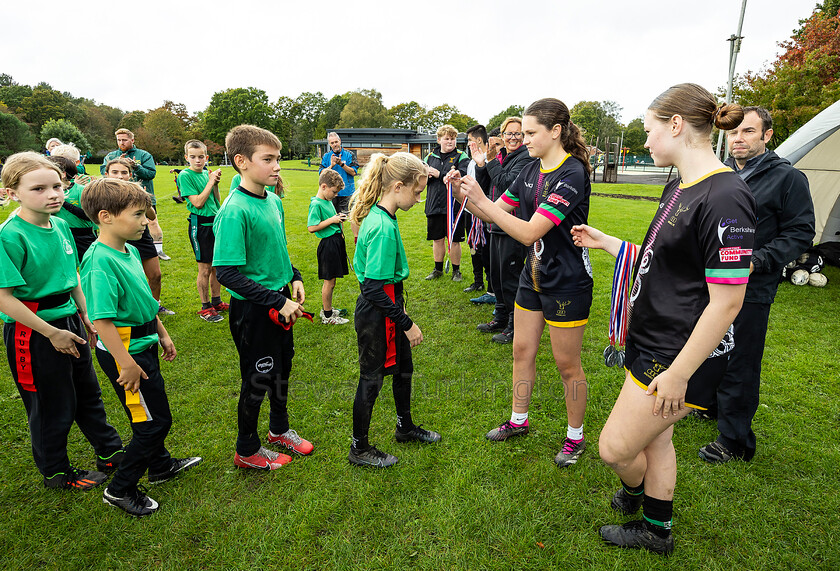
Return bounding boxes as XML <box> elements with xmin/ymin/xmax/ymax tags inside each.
<box><xmin>451</xmin><ymin>99</ymin><xmax>593</xmax><ymax>468</ymax></box>
<box><xmin>572</xmin><ymin>84</ymin><xmax>754</xmax><ymax>555</ymax></box>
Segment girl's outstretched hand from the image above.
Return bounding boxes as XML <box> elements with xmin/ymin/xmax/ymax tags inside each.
<box><xmin>571</xmin><ymin>224</ymin><xmax>607</xmax><ymax>250</ymax></box>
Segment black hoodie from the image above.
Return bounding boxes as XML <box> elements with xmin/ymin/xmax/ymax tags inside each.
<box><xmin>724</xmin><ymin>150</ymin><xmax>815</xmax><ymax>303</ymax></box>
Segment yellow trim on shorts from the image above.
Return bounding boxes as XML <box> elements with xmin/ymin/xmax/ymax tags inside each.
<box><xmin>115</xmin><ymin>326</ymin><xmax>150</xmax><ymax>423</ymax></box>
<box><xmin>627</xmin><ymin>370</ymin><xmax>707</xmax><ymax>411</ymax></box>
<box><xmin>515</xmin><ymin>302</ymin><xmax>588</xmax><ymax>328</ymax></box>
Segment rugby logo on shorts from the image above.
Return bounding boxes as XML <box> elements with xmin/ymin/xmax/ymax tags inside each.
<box><xmin>256</xmin><ymin>356</ymin><xmax>274</xmax><ymax>373</ymax></box>
<box><xmin>62</xmin><ymin>238</ymin><xmax>73</xmax><ymax>255</ymax></box>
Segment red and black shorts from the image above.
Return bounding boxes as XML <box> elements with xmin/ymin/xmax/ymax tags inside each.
<box><xmin>355</xmin><ymin>281</ymin><xmax>412</xmax><ymax>376</ymax></box>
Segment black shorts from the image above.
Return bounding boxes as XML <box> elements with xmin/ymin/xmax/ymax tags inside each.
<box><xmin>426</xmin><ymin>214</ymin><xmax>465</xmax><ymax>242</ymax></box>
<box><xmin>128</xmin><ymin>227</ymin><xmax>157</xmax><ymax>260</ymax></box>
<box><xmin>188</xmin><ymin>214</ymin><xmax>216</xmax><ymax>264</ymax></box>
<box><xmin>624</xmin><ymin>338</ymin><xmax>728</xmax><ymax>411</ymax></box>
<box><xmin>514</xmin><ymin>286</ymin><xmax>591</xmax><ymax>327</ymax></box>
<box><xmin>317</xmin><ymin>232</ymin><xmax>349</xmax><ymax>280</ymax></box>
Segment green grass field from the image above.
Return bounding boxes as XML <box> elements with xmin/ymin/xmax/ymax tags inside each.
<box><xmin>0</xmin><ymin>164</ymin><xmax>838</xmax><ymax>570</ymax></box>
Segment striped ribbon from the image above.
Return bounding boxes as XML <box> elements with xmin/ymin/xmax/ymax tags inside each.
<box><xmin>609</xmin><ymin>241</ymin><xmax>639</xmax><ymax>348</ymax></box>
<box><xmin>446</xmin><ymin>181</ymin><xmax>469</xmax><ymax>245</ymax></box>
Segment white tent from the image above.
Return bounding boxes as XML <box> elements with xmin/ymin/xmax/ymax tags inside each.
<box><xmin>775</xmin><ymin>99</ymin><xmax>840</xmax><ymax>244</ymax></box>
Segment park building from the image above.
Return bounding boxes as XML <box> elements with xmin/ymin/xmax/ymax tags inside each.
<box><xmin>310</xmin><ymin>128</ymin><xmax>467</xmax><ymax>165</ymax></box>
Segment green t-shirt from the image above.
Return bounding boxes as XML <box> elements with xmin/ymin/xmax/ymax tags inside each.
<box><xmin>354</xmin><ymin>205</ymin><xmax>409</xmax><ymax>284</ymax></box>
<box><xmin>0</xmin><ymin>215</ymin><xmax>78</xmax><ymax>323</ymax></box>
<box><xmin>54</xmin><ymin>182</ymin><xmax>97</xmax><ymax>229</ymax></box>
<box><xmin>212</xmin><ymin>188</ymin><xmax>293</xmax><ymax>299</ymax></box>
<box><xmin>229</xmin><ymin>174</ymin><xmax>275</xmax><ymax>196</ymax></box>
<box><xmin>179</xmin><ymin>168</ymin><xmax>220</xmax><ymax>217</ymax></box>
<box><xmin>80</xmin><ymin>241</ymin><xmax>160</xmax><ymax>354</ymax></box>
<box><xmin>307</xmin><ymin>196</ymin><xmax>340</xmax><ymax>239</ymax></box>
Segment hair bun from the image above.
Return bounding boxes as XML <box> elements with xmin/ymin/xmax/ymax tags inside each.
<box><xmin>713</xmin><ymin>102</ymin><xmax>744</xmax><ymax>130</ymax></box>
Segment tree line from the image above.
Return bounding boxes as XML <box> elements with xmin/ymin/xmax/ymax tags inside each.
<box><xmin>1</xmin><ymin>3</ymin><xmax>836</xmax><ymax>164</ymax></box>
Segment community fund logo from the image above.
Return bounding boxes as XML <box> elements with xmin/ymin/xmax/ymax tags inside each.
<box><xmin>62</xmin><ymin>239</ymin><xmax>73</xmax><ymax>255</ymax></box>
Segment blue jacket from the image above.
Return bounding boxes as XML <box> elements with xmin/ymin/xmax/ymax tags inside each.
<box><xmin>319</xmin><ymin>149</ymin><xmax>359</xmax><ymax>197</ymax></box>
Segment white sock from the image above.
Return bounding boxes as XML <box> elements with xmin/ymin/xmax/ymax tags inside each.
<box><xmin>154</xmin><ymin>241</ymin><xmax>163</xmax><ymax>254</ymax></box>
<box><xmin>567</xmin><ymin>424</ymin><xmax>583</xmax><ymax>440</ymax></box>
<box><xmin>511</xmin><ymin>411</ymin><xmax>528</xmax><ymax>425</ymax></box>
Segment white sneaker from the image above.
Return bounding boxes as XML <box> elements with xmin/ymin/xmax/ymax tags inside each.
<box><xmin>322</xmin><ymin>311</ymin><xmax>349</xmax><ymax>325</ymax></box>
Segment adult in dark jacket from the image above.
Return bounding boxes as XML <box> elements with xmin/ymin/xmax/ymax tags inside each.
<box><xmin>473</xmin><ymin>117</ymin><xmax>538</xmax><ymax>343</ymax></box>
<box><xmin>699</xmin><ymin>107</ymin><xmax>815</xmax><ymax>463</ymax></box>
<box><xmin>424</xmin><ymin>125</ymin><xmax>470</xmax><ymax>282</ymax></box>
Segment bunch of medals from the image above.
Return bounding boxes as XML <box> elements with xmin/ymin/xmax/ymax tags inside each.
<box><xmin>604</xmin><ymin>241</ymin><xmax>638</xmax><ymax>368</ymax></box>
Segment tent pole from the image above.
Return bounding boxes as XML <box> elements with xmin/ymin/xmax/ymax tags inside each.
<box><xmin>717</xmin><ymin>0</ymin><xmax>748</xmax><ymax>160</ymax></box>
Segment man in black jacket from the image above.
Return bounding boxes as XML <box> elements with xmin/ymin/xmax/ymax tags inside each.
<box><xmin>474</xmin><ymin>117</ymin><xmax>537</xmax><ymax>343</ymax></box>
<box><xmin>699</xmin><ymin>107</ymin><xmax>815</xmax><ymax>463</ymax></box>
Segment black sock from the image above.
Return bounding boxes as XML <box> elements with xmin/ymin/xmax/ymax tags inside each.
<box><xmin>211</xmin><ymin>296</ymin><xmax>222</xmax><ymax>305</ymax></box>
<box><xmin>452</xmin><ymin>264</ymin><xmax>460</xmax><ymax>273</ymax></box>
<box><xmin>434</xmin><ymin>261</ymin><xmax>443</xmax><ymax>272</ymax></box>
<box><xmin>201</xmin><ymin>301</ymin><xmax>213</xmax><ymax>310</ymax></box>
<box><xmin>323</xmin><ymin>309</ymin><xmax>333</xmax><ymax>318</ymax></box>
<box><xmin>621</xmin><ymin>479</ymin><xmax>645</xmax><ymax>496</ymax></box>
<box><xmin>642</xmin><ymin>495</ymin><xmax>673</xmax><ymax>538</ymax></box>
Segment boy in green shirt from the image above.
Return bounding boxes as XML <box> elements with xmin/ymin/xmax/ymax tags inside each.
<box><xmin>178</xmin><ymin>140</ymin><xmax>227</xmax><ymax>323</ymax></box>
<box><xmin>0</xmin><ymin>152</ymin><xmax>123</xmax><ymax>490</ymax></box>
<box><xmin>80</xmin><ymin>178</ymin><xmax>201</xmax><ymax>517</ymax></box>
<box><xmin>214</xmin><ymin>124</ymin><xmax>314</xmax><ymax>468</ymax></box>
<box><xmin>307</xmin><ymin>169</ymin><xmax>349</xmax><ymax>325</ymax></box>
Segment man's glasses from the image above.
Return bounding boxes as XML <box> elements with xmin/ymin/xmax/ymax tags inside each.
<box><xmin>503</xmin><ymin>132</ymin><xmax>522</xmax><ymax>138</ymax></box>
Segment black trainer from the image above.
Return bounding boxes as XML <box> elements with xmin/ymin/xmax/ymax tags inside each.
<box><xmin>463</xmin><ymin>282</ymin><xmax>484</xmax><ymax>293</ymax></box>
<box><xmin>492</xmin><ymin>328</ymin><xmax>514</xmax><ymax>344</ymax></box>
<box><xmin>96</xmin><ymin>449</ymin><xmax>125</xmax><ymax>473</ymax></box>
<box><xmin>103</xmin><ymin>485</ymin><xmax>159</xmax><ymax>517</ymax></box>
<box><xmin>485</xmin><ymin>419</ymin><xmax>529</xmax><ymax>441</ymax></box>
<box><xmin>425</xmin><ymin>269</ymin><xmax>443</xmax><ymax>280</ymax></box>
<box><xmin>600</xmin><ymin>519</ymin><xmax>674</xmax><ymax>555</ymax></box>
<box><xmin>395</xmin><ymin>425</ymin><xmax>442</xmax><ymax>444</ymax></box>
<box><xmin>148</xmin><ymin>456</ymin><xmax>203</xmax><ymax>484</ymax></box>
<box><xmin>43</xmin><ymin>467</ymin><xmax>108</xmax><ymax>490</ymax></box>
<box><xmin>348</xmin><ymin>445</ymin><xmax>398</xmax><ymax>468</ymax></box>
<box><xmin>699</xmin><ymin>440</ymin><xmax>742</xmax><ymax>464</ymax></box>
<box><xmin>477</xmin><ymin>319</ymin><xmax>506</xmax><ymax>333</ymax></box>
<box><xmin>611</xmin><ymin>488</ymin><xmax>643</xmax><ymax>515</ymax></box>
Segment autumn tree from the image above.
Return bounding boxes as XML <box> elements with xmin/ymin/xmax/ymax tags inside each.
<box><xmin>317</xmin><ymin>92</ymin><xmax>351</xmax><ymax>135</ymax></box>
<box><xmin>732</xmin><ymin>2</ymin><xmax>840</xmax><ymax>144</ymax></box>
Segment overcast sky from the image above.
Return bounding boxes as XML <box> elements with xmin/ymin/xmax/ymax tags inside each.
<box><xmin>2</xmin><ymin>0</ymin><xmax>820</xmax><ymax>125</ymax></box>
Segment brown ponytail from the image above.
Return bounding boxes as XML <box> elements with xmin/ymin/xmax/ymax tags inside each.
<box><xmin>523</xmin><ymin>98</ymin><xmax>591</xmax><ymax>176</ymax></box>
<box><xmin>649</xmin><ymin>83</ymin><xmax>744</xmax><ymax>134</ymax></box>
